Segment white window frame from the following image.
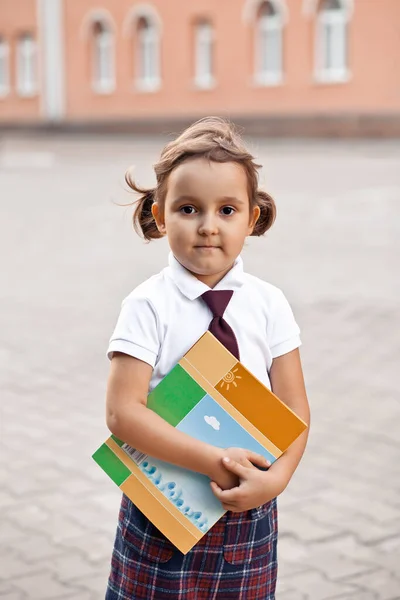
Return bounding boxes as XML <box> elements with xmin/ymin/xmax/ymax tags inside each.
<box><xmin>315</xmin><ymin>0</ymin><xmax>350</xmax><ymax>83</ymax></box>
<box><xmin>194</xmin><ymin>22</ymin><xmax>215</xmax><ymax>89</ymax></box>
<box><xmin>92</xmin><ymin>20</ymin><xmax>115</xmax><ymax>94</ymax></box>
<box><xmin>255</xmin><ymin>2</ymin><xmax>284</xmax><ymax>86</ymax></box>
<box><xmin>16</xmin><ymin>33</ymin><xmax>38</xmax><ymax>97</ymax></box>
<box><xmin>136</xmin><ymin>17</ymin><xmax>160</xmax><ymax>92</ymax></box>
<box><xmin>0</xmin><ymin>37</ymin><xmax>10</xmax><ymax>97</ymax></box>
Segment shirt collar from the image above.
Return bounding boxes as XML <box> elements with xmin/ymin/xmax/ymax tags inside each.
<box><xmin>167</xmin><ymin>251</ymin><xmax>245</xmax><ymax>300</ymax></box>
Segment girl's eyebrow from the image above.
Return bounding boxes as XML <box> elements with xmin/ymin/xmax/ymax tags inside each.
<box><xmin>171</xmin><ymin>195</ymin><xmax>245</xmax><ymax>206</ymax></box>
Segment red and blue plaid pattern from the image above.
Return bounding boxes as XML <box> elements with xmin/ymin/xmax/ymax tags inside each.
<box><xmin>106</xmin><ymin>494</ymin><xmax>278</xmax><ymax>599</ymax></box>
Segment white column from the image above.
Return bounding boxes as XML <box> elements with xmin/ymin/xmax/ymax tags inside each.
<box><xmin>37</xmin><ymin>0</ymin><xmax>65</xmax><ymax>121</ymax></box>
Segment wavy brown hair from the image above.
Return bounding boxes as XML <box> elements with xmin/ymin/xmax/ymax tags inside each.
<box><xmin>126</xmin><ymin>116</ymin><xmax>276</xmax><ymax>241</ymax></box>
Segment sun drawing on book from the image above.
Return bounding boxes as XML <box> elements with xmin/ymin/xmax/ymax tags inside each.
<box><xmin>219</xmin><ymin>368</ymin><xmax>241</xmax><ymax>392</ymax></box>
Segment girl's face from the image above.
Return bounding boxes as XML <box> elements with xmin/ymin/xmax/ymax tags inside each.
<box><xmin>152</xmin><ymin>158</ymin><xmax>260</xmax><ymax>288</ymax></box>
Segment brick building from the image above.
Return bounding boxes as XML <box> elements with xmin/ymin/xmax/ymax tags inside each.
<box><xmin>0</xmin><ymin>0</ymin><xmax>399</xmax><ymax>135</ymax></box>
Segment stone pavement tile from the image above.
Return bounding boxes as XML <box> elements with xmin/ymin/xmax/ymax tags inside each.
<box><xmin>0</xmin><ymin>550</ymin><xmax>41</xmax><ymax>580</ymax></box>
<box><xmin>13</xmin><ymin>572</ymin><xmax>83</xmax><ymax>599</ymax></box>
<box><xmin>6</xmin><ymin>477</ymin><xmax>48</xmax><ymax>497</ymax></box>
<box><xmin>279</xmin><ymin>511</ymin><xmax>344</xmax><ymax>543</ymax></box>
<box><xmin>62</xmin><ymin>478</ymin><xmax>97</xmax><ymax>496</ymax></box>
<box><xmin>326</xmin><ymin>533</ymin><xmax>400</xmax><ymax>576</ymax></box>
<box><xmin>282</xmin><ymin>473</ymin><xmax>328</xmax><ymax>501</ymax></box>
<box><xmin>7</xmin><ymin>504</ymin><xmax>49</xmax><ymax>531</ymax></box>
<box><xmin>317</xmin><ymin>489</ymin><xmax>400</xmax><ymax>525</ymax></box>
<box><xmin>0</xmin><ymin>492</ymin><xmax>18</xmax><ymax>511</ymax></box>
<box><xmin>0</xmin><ymin>467</ymin><xmax>9</xmax><ymax>483</ymax></box>
<box><xmin>333</xmin><ymin>594</ymin><xmax>377</xmax><ymax>600</ymax></box>
<box><xmin>298</xmin><ymin>549</ymin><xmax>376</xmax><ymax>580</ymax></box>
<box><xmin>279</xmin><ymin>560</ymin><xmax>311</xmax><ymax>578</ymax></box>
<box><xmin>73</xmin><ymin>568</ymin><xmax>110</xmax><ymax>598</ymax></box>
<box><xmin>279</xmin><ymin>483</ymin><xmax>327</xmax><ymax>509</ymax></box>
<box><xmin>346</xmin><ymin>569</ymin><xmax>400</xmax><ymax>600</ymax></box>
<box><xmin>32</xmin><ymin>466</ymin><xmax>67</xmax><ymax>485</ymax></box>
<box><xmin>0</xmin><ymin>523</ymin><xmax>26</xmax><ymax>544</ymax></box>
<box><xmin>378</xmin><ymin>535</ymin><xmax>400</xmax><ymax>553</ymax></box>
<box><xmin>59</xmin><ymin>532</ymin><xmax>114</xmax><ymax>563</ymax></box>
<box><xmin>68</xmin><ymin>502</ymin><xmax>117</xmax><ymax>535</ymax></box>
<box><xmin>40</xmin><ymin>512</ymin><xmax>90</xmax><ymax>544</ymax></box>
<box><xmin>297</xmin><ymin>502</ymin><xmax>347</xmax><ymax>530</ymax></box>
<box><xmin>22</xmin><ymin>447</ymin><xmax>65</xmax><ymax>469</ymax></box>
<box><xmin>57</xmin><ymin>594</ymin><xmax>93</xmax><ymax>600</ymax></box>
<box><xmin>279</xmin><ymin>570</ymin><xmax>364</xmax><ymax>600</ymax></box>
<box><xmin>334</xmin><ymin>513</ymin><xmax>399</xmax><ymax>545</ymax></box>
<box><xmin>90</xmin><ymin>491</ymin><xmax>122</xmax><ymax>513</ymax></box>
<box><xmin>46</xmin><ymin>553</ymin><xmax>99</xmax><ymax>583</ymax></box>
<box><xmin>84</xmin><ymin>461</ymin><xmax>112</xmax><ymax>485</ymax></box>
<box><xmin>278</xmin><ymin>536</ymin><xmax>309</xmax><ymax>561</ymax></box>
<box><xmin>366</xmin><ymin>546</ymin><xmax>400</xmax><ymax>577</ymax></box>
<box><xmin>5</xmin><ymin>534</ymin><xmax>65</xmax><ymax>563</ymax></box>
<box><xmin>278</xmin><ymin>592</ymin><xmax>308</xmax><ymax>600</ymax></box>
<box><xmin>325</xmin><ymin>479</ymin><xmax>400</xmax><ymax>513</ymax></box>
<box><xmin>0</xmin><ymin>583</ymin><xmax>23</xmax><ymax>599</ymax></box>
<box><xmin>7</xmin><ymin>508</ymin><xmax>86</xmax><ymax>546</ymax></box>
<box><xmin>34</xmin><ymin>492</ymin><xmax>77</xmax><ymax>514</ymax></box>
<box><xmin>275</xmin><ymin>577</ymin><xmax>306</xmax><ymax>599</ymax></box>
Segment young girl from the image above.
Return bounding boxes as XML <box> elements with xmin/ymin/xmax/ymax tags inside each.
<box><xmin>105</xmin><ymin>117</ymin><xmax>310</xmax><ymax>599</ymax></box>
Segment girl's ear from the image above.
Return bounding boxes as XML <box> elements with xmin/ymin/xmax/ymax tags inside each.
<box><xmin>151</xmin><ymin>202</ymin><xmax>167</xmax><ymax>235</ymax></box>
<box><xmin>248</xmin><ymin>204</ymin><xmax>261</xmax><ymax>235</ymax></box>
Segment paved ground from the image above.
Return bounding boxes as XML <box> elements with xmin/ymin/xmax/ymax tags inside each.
<box><xmin>1</xmin><ymin>132</ymin><xmax>399</xmax><ymax>599</ymax></box>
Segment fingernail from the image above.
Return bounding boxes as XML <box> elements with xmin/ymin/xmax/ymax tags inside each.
<box><xmin>223</xmin><ymin>457</ymin><xmax>230</xmax><ymax>463</ymax></box>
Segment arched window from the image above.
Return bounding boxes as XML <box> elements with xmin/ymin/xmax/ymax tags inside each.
<box><xmin>0</xmin><ymin>37</ymin><xmax>10</xmax><ymax>96</ymax></box>
<box><xmin>92</xmin><ymin>20</ymin><xmax>115</xmax><ymax>94</ymax></box>
<box><xmin>194</xmin><ymin>21</ymin><xmax>214</xmax><ymax>89</ymax></box>
<box><xmin>316</xmin><ymin>0</ymin><xmax>349</xmax><ymax>82</ymax></box>
<box><xmin>136</xmin><ymin>16</ymin><xmax>160</xmax><ymax>90</ymax></box>
<box><xmin>16</xmin><ymin>33</ymin><xmax>38</xmax><ymax>97</ymax></box>
<box><xmin>255</xmin><ymin>1</ymin><xmax>284</xmax><ymax>85</ymax></box>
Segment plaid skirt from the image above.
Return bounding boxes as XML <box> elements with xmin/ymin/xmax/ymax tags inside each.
<box><xmin>106</xmin><ymin>494</ymin><xmax>278</xmax><ymax>599</ymax></box>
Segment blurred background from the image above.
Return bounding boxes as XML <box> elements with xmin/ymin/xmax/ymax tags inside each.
<box><xmin>1</xmin><ymin>1</ymin><xmax>399</xmax><ymax>599</ymax></box>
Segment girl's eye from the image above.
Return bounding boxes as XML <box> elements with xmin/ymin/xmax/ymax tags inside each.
<box><xmin>221</xmin><ymin>206</ymin><xmax>235</xmax><ymax>216</ymax></box>
<box><xmin>180</xmin><ymin>206</ymin><xmax>196</xmax><ymax>215</ymax></box>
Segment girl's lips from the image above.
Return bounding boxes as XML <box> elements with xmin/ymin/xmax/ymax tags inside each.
<box><xmin>195</xmin><ymin>246</ymin><xmax>220</xmax><ymax>250</ymax></box>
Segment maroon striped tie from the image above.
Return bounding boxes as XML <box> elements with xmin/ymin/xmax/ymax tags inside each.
<box><xmin>201</xmin><ymin>290</ymin><xmax>240</xmax><ymax>360</ymax></box>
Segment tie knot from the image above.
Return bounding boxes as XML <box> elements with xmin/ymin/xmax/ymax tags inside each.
<box><xmin>201</xmin><ymin>290</ymin><xmax>234</xmax><ymax>318</ymax></box>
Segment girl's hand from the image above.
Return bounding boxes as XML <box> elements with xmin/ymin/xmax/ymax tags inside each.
<box><xmin>208</xmin><ymin>448</ymin><xmax>270</xmax><ymax>491</ymax></box>
<box><xmin>210</xmin><ymin>457</ymin><xmax>285</xmax><ymax>511</ymax></box>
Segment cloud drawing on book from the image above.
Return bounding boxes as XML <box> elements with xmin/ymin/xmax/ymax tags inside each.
<box><xmin>204</xmin><ymin>415</ymin><xmax>220</xmax><ymax>431</ymax></box>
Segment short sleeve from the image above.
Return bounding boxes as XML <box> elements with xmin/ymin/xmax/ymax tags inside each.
<box><xmin>107</xmin><ymin>295</ymin><xmax>160</xmax><ymax>367</ymax></box>
<box><xmin>269</xmin><ymin>290</ymin><xmax>301</xmax><ymax>359</ymax></box>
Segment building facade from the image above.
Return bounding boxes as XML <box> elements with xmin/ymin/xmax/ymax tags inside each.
<box><xmin>1</xmin><ymin>0</ymin><xmax>400</xmax><ymax>135</ymax></box>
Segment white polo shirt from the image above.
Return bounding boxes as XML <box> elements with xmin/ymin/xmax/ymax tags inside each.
<box><xmin>107</xmin><ymin>253</ymin><xmax>301</xmax><ymax>391</ymax></box>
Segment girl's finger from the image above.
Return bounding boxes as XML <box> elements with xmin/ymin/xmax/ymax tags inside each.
<box><xmin>210</xmin><ymin>481</ymin><xmax>239</xmax><ymax>503</ymax></box>
<box><xmin>222</xmin><ymin>503</ymin><xmax>241</xmax><ymax>512</ymax></box>
<box><xmin>222</xmin><ymin>457</ymin><xmax>247</xmax><ymax>476</ymax></box>
<box><xmin>210</xmin><ymin>481</ymin><xmax>222</xmax><ymax>495</ymax></box>
<box><xmin>246</xmin><ymin>451</ymin><xmax>271</xmax><ymax>468</ymax></box>
<box><xmin>212</xmin><ymin>485</ymin><xmax>243</xmax><ymax>505</ymax></box>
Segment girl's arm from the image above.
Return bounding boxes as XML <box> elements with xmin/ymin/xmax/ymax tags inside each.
<box><xmin>210</xmin><ymin>348</ymin><xmax>310</xmax><ymax>510</ymax></box>
<box><xmin>266</xmin><ymin>347</ymin><xmax>310</xmax><ymax>486</ymax></box>
<box><xmin>106</xmin><ymin>353</ymin><xmax>265</xmax><ymax>490</ymax></box>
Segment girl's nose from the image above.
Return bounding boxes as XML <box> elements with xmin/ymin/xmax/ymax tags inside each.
<box><xmin>198</xmin><ymin>214</ymin><xmax>219</xmax><ymax>235</ymax></box>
